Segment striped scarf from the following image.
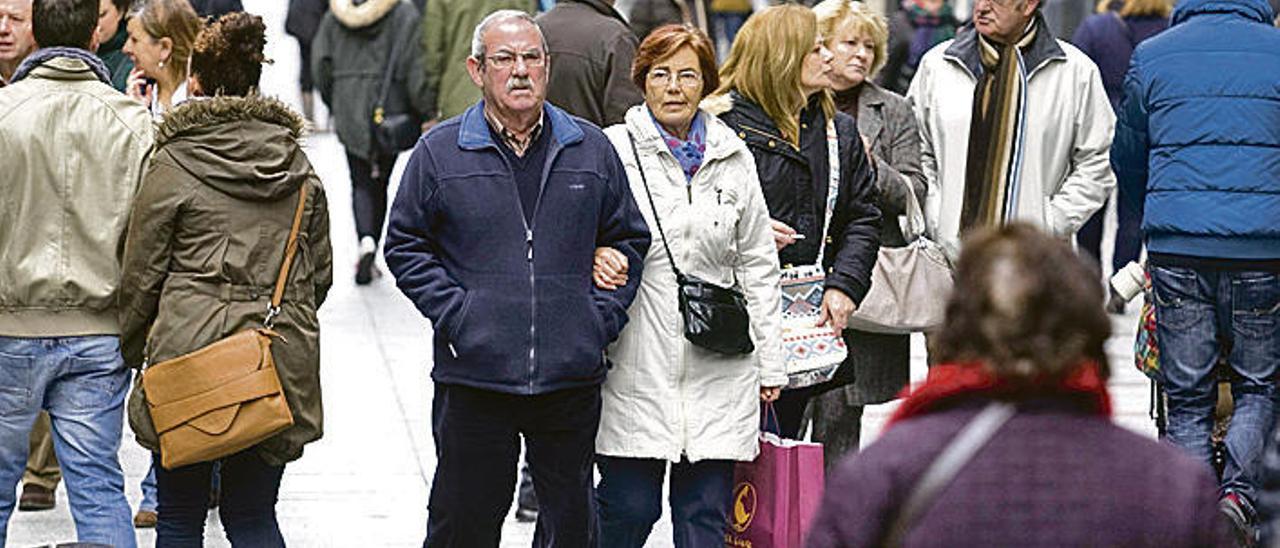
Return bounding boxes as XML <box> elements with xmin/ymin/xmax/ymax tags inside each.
<box><xmin>959</xmin><ymin>23</ymin><xmax>1038</xmax><ymax>232</ymax></box>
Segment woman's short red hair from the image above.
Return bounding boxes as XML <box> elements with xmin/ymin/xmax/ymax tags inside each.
<box><xmin>631</xmin><ymin>24</ymin><xmax>720</xmax><ymax>100</ymax></box>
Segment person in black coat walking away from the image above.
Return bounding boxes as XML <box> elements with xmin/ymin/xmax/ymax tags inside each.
<box><xmin>313</xmin><ymin>0</ymin><xmax>432</xmax><ymax>285</ymax></box>
<box><xmin>705</xmin><ymin>3</ymin><xmax>882</xmax><ymax>440</ymax></box>
<box><xmin>286</xmin><ymin>0</ymin><xmax>328</xmax><ymax>126</ymax></box>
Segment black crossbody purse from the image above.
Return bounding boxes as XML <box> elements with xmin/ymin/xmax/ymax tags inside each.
<box><xmin>370</xmin><ymin>31</ymin><xmax>420</xmax><ymax>173</ymax></box>
<box><xmin>626</xmin><ymin>130</ymin><xmax>754</xmax><ymax>356</ymax></box>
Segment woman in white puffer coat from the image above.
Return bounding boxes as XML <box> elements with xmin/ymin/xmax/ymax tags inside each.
<box><xmin>591</xmin><ymin>24</ymin><xmax>785</xmax><ymax>548</ymax></box>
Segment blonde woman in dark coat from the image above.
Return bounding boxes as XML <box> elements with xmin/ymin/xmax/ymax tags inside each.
<box><xmin>807</xmin><ymin>0</ymin><xmax>927</xmax><ymax>468</ymax></box>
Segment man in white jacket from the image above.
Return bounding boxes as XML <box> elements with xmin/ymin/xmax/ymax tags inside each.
<box><xmin>907</xmin><ymin>0</ymin><xmax>1113</xmax><ymax>260</ymax></box>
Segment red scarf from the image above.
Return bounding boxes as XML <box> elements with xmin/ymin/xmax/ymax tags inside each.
<box><xmin>886</xmin><ymin>362</ymin><xmax>1112</xmax><ymax>429</ymax></box>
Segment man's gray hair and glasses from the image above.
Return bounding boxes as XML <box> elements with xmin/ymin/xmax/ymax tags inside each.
<box><xmin>469</xmin><ymin>9</ymin><xmax>548</xmax><ymax>65</ymax></box>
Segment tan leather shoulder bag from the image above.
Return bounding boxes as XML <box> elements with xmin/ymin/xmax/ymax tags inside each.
<box><xmin>143</xmin><ymin>185</ymin><xmax>309</xmax><ymax>470</ymax></box>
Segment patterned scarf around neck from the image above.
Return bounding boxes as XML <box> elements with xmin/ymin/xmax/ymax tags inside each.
<box><xmin>651</xmin><ymin>109</ymin><xmax>707</xmax><ymax>182</ymax></box>
<box><xmin>11</xmin><ymin>47</ymin><xmax>112</xmax><ymax>85</ymax></box>
<box><xmin>959</xmin><ymin>22</ymin><xmax>1038</xmax><ymax>232</ymax></box>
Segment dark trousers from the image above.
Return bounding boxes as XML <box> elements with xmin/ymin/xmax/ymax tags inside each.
<box><xmin>772</xmin><ymin>329</ymin><xmax>860</xmax><ymax>438</ymax></box>
<box><xmin>596</xmin><ymin>456</ymin><xmax>734</xmax><ymax>548</ymax></box>
<box><xmin>345</xmin><ymin>152</ymin><xmax>396</xmax><ymax>244</ymax></box>
<box><xmin>297</xmin><ymin>42</ymin><xmax>313</xmax><ymax>91</ymax></box>
<box><xmin>1076</xmin><ymin>194</ymin><xmax>1143</xmax><ymax>274</ymax></box>
<box><xmin>153</xmin><ymin>450</ymin><xmax>285</xmax><ymax>548</ymax></box>
<box><xmin>425</xmin><ymin>383</ymin><xmax>601</xmax><ymax>548</ymax></box>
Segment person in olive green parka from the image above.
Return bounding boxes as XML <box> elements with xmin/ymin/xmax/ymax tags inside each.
<box><xmin>419</xmin><ymin>0</ymin><xmax>534</xmax><ymax>121</ymax></box>
<box><xmin>120</xmin><ymin>15</ymin><xmax>334</xmax><ymax>477</ymax></box>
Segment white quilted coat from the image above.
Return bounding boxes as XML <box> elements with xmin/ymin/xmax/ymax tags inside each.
<box><xmin>596</xmin><ymin>105</ymin><xmax>786</xmax><ymax>463</ymax></box>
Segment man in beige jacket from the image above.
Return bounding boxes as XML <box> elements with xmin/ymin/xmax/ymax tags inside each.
<box><xmin>0</xmin><ymin>0</ymin><xmax>151</xmax><ymax>544</ymax></box>
<box><xmin>907</xmin><ymin>0</ymin><xmax>1113</xmax><ymax>260</ymax></box>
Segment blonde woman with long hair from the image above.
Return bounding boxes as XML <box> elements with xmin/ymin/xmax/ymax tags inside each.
<box><xmin>705</xmin><ymin>3</ymin><xmax>882</xmax><ymax>440</ymax></box>
<box><xmin>805</xmin><ymin>0</ymin><xmax>927</xmax><ymax>469</ymax></box>
<box><xmin>1071</xmin><ymin>0</ymin><xmax>1170</xmax><ymax>311</ymax></box>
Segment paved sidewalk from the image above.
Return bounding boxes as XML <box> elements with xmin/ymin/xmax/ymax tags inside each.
<box><xmin>6</xmin><ymin>2</ymin><xmax>1155</xmax><ymax>546</ymax></box>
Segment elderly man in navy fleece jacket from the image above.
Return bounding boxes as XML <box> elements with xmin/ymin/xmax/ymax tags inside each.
<box><xmin>384</xmin><ymin>10</ymin><xmax>650</xmax><ymax>548</ymax></box>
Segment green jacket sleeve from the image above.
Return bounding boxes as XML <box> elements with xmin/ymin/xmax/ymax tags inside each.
<box><xmin>118</xmin><ymin>155</ymin><xmax>187</xmax><ymax>369</ymax></box>
<box><xmin>306</xmin><ymin>178</ymin><xmax>334</xmax><ymax>308</ymax></box>
<box><xmin>401</xmin><ymin>12</ymin><xmax>436</xmax><ymax>122</ymax></box>
<box><xmin>420</xmin><ymin>0</ymin><xmax>446</xmax><ymax>121</ymax></box>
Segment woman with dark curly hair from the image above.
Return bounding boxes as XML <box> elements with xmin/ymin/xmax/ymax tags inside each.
<box><xmin>807</xmin><ymin>224</ymin><xmax>1229</xmax><ymax>547</ymax></box>
<box><xmin>119</xmin><ymin>12</ymin><xmax>332</xmax><ymax>546</ymax></box>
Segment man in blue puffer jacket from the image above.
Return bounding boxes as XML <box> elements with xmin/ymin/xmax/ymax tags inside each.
<box><xmin>1111</xmin><ymin>0</ymin><xmax>1280</xmax><ymax>542</ymax></box>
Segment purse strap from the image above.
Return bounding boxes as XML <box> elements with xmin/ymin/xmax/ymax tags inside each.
<box><xmin>882</xmin><ymin>402</ymin><xmax>1016</xmax><ymax>547</ymax></box>
<box><xmin>265</xmin><ymin>184</ymin><xmax>311</xmax><ymax>328</ymax></box>
<box><xmin>374</xmin><ymin>28</ymin><xmax>406</xmax><ymax>121</ymax></box>
<box><xmin>900</xmin><ymin>173</ymin><xmax>927</xmax><ymax>243</ymax></box>
<box><xmin>816</xmin><ymin>117</ymin><xmax>840</xmax><ymax>265</ymax></box>
<box><xmin>625</xmin><ymin>128</ymin><xmax>686</xmax><ymax>282</ymax></box>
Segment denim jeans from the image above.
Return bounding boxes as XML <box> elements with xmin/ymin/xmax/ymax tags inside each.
<box><xmin>153</xmin><ymin>449</ymin><xmax>285</xmax><ymax>547</ymax></box>
<box><xmin>0</xmin><ymin>335</ymin><xmax>133</xmax><ymax>547</ymax></box>
<box><xmin>596</xmin><ymin>456</ymin><xmax>734</xmax><ymax>548</ymax></box>
<box><xmin>140</xmin><ymin>462</ymin><xmax>157</xmax><ymax>512</ymax></box>
<box><xmin>1153</xmin><ymin>265</ymin><xmax>1280</xmax><ymax>504</ymax></box>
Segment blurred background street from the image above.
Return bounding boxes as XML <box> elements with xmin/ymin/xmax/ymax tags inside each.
<box><xmin>8</xmin><ymin>2</ymin><xmax>1156</xmax><ymax>545</ymax></box>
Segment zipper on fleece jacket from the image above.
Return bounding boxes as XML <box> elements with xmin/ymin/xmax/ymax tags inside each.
<box><xmin>492</xmin><ymin>132</ymin><xmax>569</xmax><ymax>394</ymax></box>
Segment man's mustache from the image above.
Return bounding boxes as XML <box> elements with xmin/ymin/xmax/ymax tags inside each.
<box><xmin>507</xmin><ymin>76</ymin><xmax>533</xmax><ymax>91</ymax></box>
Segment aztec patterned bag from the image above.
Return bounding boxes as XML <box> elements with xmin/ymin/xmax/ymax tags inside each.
<box><xmin>781</xmin><ymin>119</ymin><xmax>848</xmax><ymax>389</ymax></box>
<box><xmin>1135</xmin><ymin>270</ymin><xmax>1159</xmax><ymax>380</ymax></box>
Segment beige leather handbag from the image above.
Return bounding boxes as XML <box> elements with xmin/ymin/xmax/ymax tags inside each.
<box><xmin>142</xmin><ymin>185</ymin><xmax>308</xmax><ymax>470</ymax></box>
<box><xmin>846</xmin><ymin>175</ymin><xmax>953</xmax><ymax>334</ymax></box>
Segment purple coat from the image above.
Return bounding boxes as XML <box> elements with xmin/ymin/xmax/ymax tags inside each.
<box><xmin>1071</xmin><ymin>12</ymin><xmax>1169</xmax><ymax>111</ymax></box>
<box><xmin>806</xmin><ymin>398</ymin><xmax>1230</xmax><ymax>547</ymax></box>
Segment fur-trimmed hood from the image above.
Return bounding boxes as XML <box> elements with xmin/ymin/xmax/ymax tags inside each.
<box><xmin>329</xmin><ymin>0</ymin><xmax>398</xmax><ymax>29</ymax></box>
<box><xmin>155</xmin><ymin>95</ymin><xmax>312</xmax><ymax>202</ymax></box>
<box><xmin>700</xmin><ymin>93</ymin><xmax>735</xmax><ymax>117</ymax></box>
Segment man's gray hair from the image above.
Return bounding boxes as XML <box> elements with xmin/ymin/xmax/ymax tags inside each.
<box><xmin>469</xmin><ymin>9</ymin><xmax>546</xmax><ymax>60</ymax></box>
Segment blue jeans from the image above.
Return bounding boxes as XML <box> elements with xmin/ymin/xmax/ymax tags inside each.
<box><xmin>0</xmin><ymin>336</ymin><xmax>133</xmax><ymax>547</ymax></box>
<box><xmin>1153</xmin><ymin>265</ymin><xmax>1280</xmax><ymax>504</ymax></box>
<box><xmin>596</xmin><ymin>456</ymin><xmax>735</xmax><ymax>548</ymax></box>
<box><xmin>140</xmin><ymin>462</ymin><xmax>157</xmax><ymax>512</ymax></box>
<box><xmin>153</xmin><ymin>449</ymin><xmax>284</xmax><ymax>547</ymax></box>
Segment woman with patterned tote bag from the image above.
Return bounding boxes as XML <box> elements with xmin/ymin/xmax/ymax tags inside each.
<box><xmin>706</xmin><ymin>3</ymin><xmax>882</xmax><ymax>439</ymax></box>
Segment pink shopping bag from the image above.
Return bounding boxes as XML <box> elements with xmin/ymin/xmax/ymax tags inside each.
<box><xmin>726</xmin><ymin>432</ymin><xmax>824</xmax><ymax>548</ymax></box>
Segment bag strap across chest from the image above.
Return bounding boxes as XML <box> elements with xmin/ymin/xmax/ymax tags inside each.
<box><xmin>265</xmin><ymin>184</ymin><xmax>311</xmax><ymax>329</ymax></box>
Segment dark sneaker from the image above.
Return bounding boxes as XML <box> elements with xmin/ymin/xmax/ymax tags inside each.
<box><xmin>133</xmin><ymin>509</ymin><xmax>158</xmax><ymax>528</ymax></box>
<box><xmin>355</xmin><ymin>250</ymin><xmax>378</xmax><ymax>285</ymax></box>
<box><xmin>1220</xmin><ymin>491</ymin><xmax>1258</xmax><ymax>547</ymax></box>
<box><xmin>18</xmin><ymin>483</ymin><xmax>54</xmax><ymax>511</ymax></box>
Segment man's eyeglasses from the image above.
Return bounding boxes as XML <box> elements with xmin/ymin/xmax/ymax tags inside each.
<box><xmin>648</xmin><ymin>69</ymin><xmax>702</xmax><ymax>89</ymax></box>
<box><xmin>975</xmin><ymin>0</ymin><xmax>1018</xmax><ymax>9</ymax></box>
<box><xmin>483</xmin><ymin>50</ymin><xmax>546</xmax><ymax>70</ymax></box>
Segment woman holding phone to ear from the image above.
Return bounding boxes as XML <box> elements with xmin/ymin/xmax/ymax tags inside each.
<box><xmin>122</xmin><ymin>0</ymin><xmax>199</xmax><ymax>115</ymax></box>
